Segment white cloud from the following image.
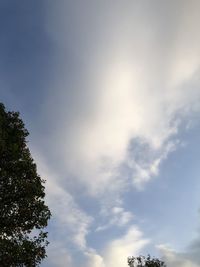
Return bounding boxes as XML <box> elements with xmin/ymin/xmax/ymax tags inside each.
<box><xmin>103</xmin><ymin>226</ymin><xmax>149</xmax><ymax>267</ymax></box>
<box><xmin>43</xmin><ymin>0</ymin><xmax>200</xmax><ymax>199</ymax></box>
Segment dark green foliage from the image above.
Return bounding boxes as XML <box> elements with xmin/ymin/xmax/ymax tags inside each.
<box><xmin>0</xmin><ymin>103</ymin><xmax>51</xmax><ymax>266</ymax></box>
<box><xmin>128</xmin><ymin>255</ymin><xmax>166</xmax><ymax>267</ymax></box>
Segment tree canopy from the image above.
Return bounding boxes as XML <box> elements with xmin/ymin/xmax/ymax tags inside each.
<box><xmin>128</xmin><ymin>255</ymin><xmax>166</xmax><ymax>267</ymax></box>
<box><xmin>0</xmin><ymin>103</ymin><xmax>51</xmax><ymax>266</ymax></box>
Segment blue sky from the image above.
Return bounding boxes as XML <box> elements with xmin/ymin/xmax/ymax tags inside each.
<box><xmin>1</xmin><ymin>1</ymin><xmax>200</xmax><ymax>266</ymax></box>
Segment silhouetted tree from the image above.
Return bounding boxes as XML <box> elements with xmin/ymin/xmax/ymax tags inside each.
<box><xmin>0</xmin><ymin>103</ymin><xmax>51</xmax><ymax>266</ymax></box>
<box><xmin>128</xmin><ymin>255</ymin><xmax>166</xmax><ymax>267</ymax></box>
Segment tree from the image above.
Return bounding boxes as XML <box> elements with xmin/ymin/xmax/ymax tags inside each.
<box><xmin>0</xmin><ymin>103</ymin><xmax>51</xmax><ymax>266</ymax></box>
<box><xmin>128</xmin><ymin>255</ymin><xmax>166</xmax><ymax>267</ymax></box>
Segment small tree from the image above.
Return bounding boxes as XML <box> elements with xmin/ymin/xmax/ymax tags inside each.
<box><xmin>0</xmin><ymin>103</ymin><xmax>51</xmax><ymax>266</ymax></box>
<box><xmin>128</xmin><ymin>255</ymin><xmax>166</xmax><ymax>267</ymax></box>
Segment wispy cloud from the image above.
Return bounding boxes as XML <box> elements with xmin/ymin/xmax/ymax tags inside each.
<box><xmin>96</xmin><ymin>206</ymin><xmax>133</xmax><ymax>232</ymax></box>
<box><xmin>31</xmin><ymin>154</ymin><xmax>93</xmax><ymax>254</ymax></box>
<box><xmin>126</xmin><ymin>138</ymin><xmax>179</xmax><ymax>189</ymax></box>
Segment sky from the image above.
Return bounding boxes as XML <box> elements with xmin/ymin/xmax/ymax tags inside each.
<box><xmin>1</xmin><ymin>1</ymin><xmax>200</xmax><ymax>266</ymax></box>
